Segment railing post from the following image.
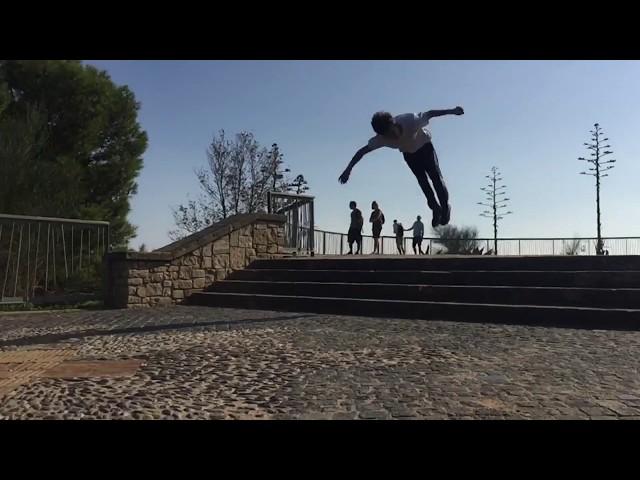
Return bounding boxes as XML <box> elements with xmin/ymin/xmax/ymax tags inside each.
<box><xmin>323</xmin><ymin>231</ymin><xmax>326</xmax><ymax>255</ymax></box>
<box><xmin>340</xmin><ymin>234</ymin><xmax>344</xmax><ymax>255</ymax></box>
<box><xmin>267</xmin><ymin>192</ymin><xmax>272</xmax><ymax>214</ymax></box>
<box><xmin>2</xmin><ymin>223</ymin><xmax>15</xmax><ymax>301</ymax></box>
<box><xmin>309</xmin><ymin>200</ymin><xmax>315</xmax><ymax>256</ymax></box>
<box><xmin>106</xmin><ymin>223</ymin><xmax>111</xmax><ymax>253</ymax></box>
<box><xmin>518</xmin><ymin>239</ymin><xmax>521</xmax><ymax>256</ymax></box>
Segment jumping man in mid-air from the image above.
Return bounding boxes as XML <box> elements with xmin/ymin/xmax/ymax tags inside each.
<box><xmin>339</xmin><ymin>106</ymin><xmax>464</xmax><ymax>228</ymax></box>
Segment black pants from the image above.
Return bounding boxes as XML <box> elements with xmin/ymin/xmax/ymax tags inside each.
<box><xmin>403</xmin><ymin>142</ymin><xmax>449</xmax><ymax>213</ymax></box>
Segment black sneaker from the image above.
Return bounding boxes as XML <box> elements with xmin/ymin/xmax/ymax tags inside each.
<box><xmin>441</xmin><ymin>203</ymin><xmax>451</xmax><ymax>225</ymax></box>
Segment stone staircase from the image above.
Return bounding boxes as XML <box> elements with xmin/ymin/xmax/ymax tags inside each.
<box><xmin>189</xmin><ymin>255</ymin><xmax>640</xmax><ymax>329</ymax></box>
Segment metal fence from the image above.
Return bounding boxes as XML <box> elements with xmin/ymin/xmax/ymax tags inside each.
<box><xmin>313</xmin><ymin>229</ymin><xmax>640</xmax><ymax>256</ymax></box>
<box><xmin>267</xmin><ymin>192</ymin><xmax>315</xmax><ymax>254</ymax></box>
<box><xmin>0</xmin><ymin>214</ymin><xmax>109</xmax><ymax>305</ymax></box>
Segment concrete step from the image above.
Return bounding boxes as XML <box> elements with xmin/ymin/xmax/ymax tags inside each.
<box><xmin>251</xmin><ymin>255</ymin><xmax>640</xmax><ymax>272</ymax></box>
<box><xmin>189</xmin><ymin>292</ymin><xmax>640</xmax><ymax>330</ymax></box>
<box><xmin>229</xmin><ymin>269</ymin><xmax>640</xmax><ymax>288</ymax></box>
<box><xmin>208</xmin><ymin>280</ymin><xmax>640</xmax><ymax>309</ymax></box>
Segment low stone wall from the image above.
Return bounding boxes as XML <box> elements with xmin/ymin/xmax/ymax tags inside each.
<box><xmin>105</xmin><ymin>214</ymin><xmax>286</xmax><ymax>308</ymax></box>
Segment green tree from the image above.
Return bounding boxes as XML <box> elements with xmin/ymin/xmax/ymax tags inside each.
<box><xmin>564</xmin><ymin>238</ymin><xmax>582</xmax><ymax>256</ymax></box>
<box><xmin>0</xmin><ymin>60</ymin><xmax>148</xmax><ymax>247</ymax></box>
<box><xmin>434</xmin><ymin>225</ymin><xmax>480</xmax><ymax>254</ymax></box>
<box><xmin>288</xmin><ymin>174</ymin><xmax>310</xmax><ymax>195</ymax></box>
<box><xmin>0</xmin><ymin>80</ymin><xmax>9</xmax><ymax>115</ymax></box>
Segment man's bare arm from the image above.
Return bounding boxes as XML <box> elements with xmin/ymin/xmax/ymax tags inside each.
<box><xmin>339</xmin><ymin>145</ymin><xmax>372</xmax><ymax>184</ymax></box>
<box><xmin>422</xmin><ymin>106</ymin><xmax>464</xmax><ymax>122</ymax></box>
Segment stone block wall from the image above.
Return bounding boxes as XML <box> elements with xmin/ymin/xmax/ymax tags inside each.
<box><xmin>105</xmin><ymin>214</ymin><xmax>285</xmax><ymax>308</ymax></box>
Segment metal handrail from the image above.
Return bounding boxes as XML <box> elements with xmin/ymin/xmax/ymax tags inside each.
<box><xmin>0</xmin><ymin>213</ymin><xmax>109</xmax><ymax>226</ymax></box>
<box><xmin>311</xmin><ymin>227</ymin><xmax>639</xmax><ymax>256</ymax></box>
<box><xmin>1</xmin><ymin>214</ymin><xmax>110</xmax><ymax>304</ymax></box>
<box><xmin>310</xmin><ymin>227</ymin><xmax>640</xmax><ymax>243</ymax></box>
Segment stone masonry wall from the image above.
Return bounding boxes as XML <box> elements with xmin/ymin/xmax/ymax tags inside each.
<box><xmin>106</xmin><ymin>220</ymin><xmax>285</xmax><ymax>308</ymax></box>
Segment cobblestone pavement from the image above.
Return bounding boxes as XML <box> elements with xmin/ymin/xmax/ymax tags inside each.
<box><xmin>1</xmin><ymin>306</ymin><xmax>640</xmax><ymax>420</ymax></box>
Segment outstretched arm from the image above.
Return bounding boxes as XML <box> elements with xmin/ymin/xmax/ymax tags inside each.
<box><xmin>420</xmin><ymin>106</ymin><xmax>464</xmax><ymax>124</ymax></box>
<box><xmin>339</xmin><ymin>145</ymin><xmax>372</xmax><ymax>184</ymax></box>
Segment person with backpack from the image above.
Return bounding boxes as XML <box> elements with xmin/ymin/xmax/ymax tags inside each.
<box><xmin>369</xmin><ymin>201</ymin><xmax>385</xmax><ymax>254</ymax></box>
<box><xmin>393</xmin><ymin>219</ymin><xmax>406</xmax><ymax>255</ymax></box>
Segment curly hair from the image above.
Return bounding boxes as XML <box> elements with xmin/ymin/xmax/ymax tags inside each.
<box><xmin>371</xmin><ymin>111</ymin><xmax>394</xmax><ymax>135</ymax></box>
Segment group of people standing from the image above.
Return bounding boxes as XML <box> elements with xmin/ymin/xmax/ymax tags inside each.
<box><xmin>347</xmin><ymin>201</ymin><xmax>427</xmax><ymax>255</ymax></box>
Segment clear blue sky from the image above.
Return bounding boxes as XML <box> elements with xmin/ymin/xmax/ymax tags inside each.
<box><xmin>86</xmin><ymin>60</ymin><xmax>640</xmax><ymax>249</ymax></box>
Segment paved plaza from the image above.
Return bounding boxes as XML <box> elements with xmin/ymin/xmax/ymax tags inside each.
<box><xmin>1</xmin><ymin>306</ymin><xmax>639</xmax><ymax>420</ymax></box>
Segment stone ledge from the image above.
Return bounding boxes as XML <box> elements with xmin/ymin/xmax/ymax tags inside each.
<box><xmin>105</xmin><ymin>213</ymin><xmax>286</xmax><ymax>309</ymax></box>
<box><xmin>153</xmin><ymin>213</ymin><xmax>285</xmax><ymax>260</ymax></box>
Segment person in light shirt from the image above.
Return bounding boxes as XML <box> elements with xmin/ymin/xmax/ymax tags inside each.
<box><xmin>406</xmin><ymin>215</ymin><xmax>426</xmax><ymax>255</ymax></box>
<box><xmin>339</xmin><ymin>106</ymin><xmax>464</xmax><ymax>228</ymax></box>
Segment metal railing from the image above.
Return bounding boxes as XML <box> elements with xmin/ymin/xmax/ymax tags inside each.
<box><xmin>0</xmin><ymin>214</ymin><xmax>109</xmax><ymax>304</ymax></box>
<box><xmin>267</xmin><ymin>192</ymin><xmax>314</xmax><ymax>255</ymax></box>
<box><xmin>312</xmin><ymin>229</ymin><xmax>640</xmax><ymax>256</ymax></box>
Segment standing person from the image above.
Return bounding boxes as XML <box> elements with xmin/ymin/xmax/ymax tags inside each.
<box><xmin>338</xmin><ymin>106</ymin><xmax>464</xmax><ymax>228</ymax></box>
<box><xmin>393</xmin><ymin>219</ymin><xmax>406</xmax><ymax>255</ymax></box>
<box><xmin>347</xmin><ymin>201</ymin><xmax>363</xmax><ymax>255</ymax></box>
<box><xmin>406</xmin><ymin>215</ymin><xmax>426</xmax><ymax>255</ymax></box>
<box><xmin>369</xmin><ymin>201</ymin><xmax>385</xmax><ymax>254</ymax></box>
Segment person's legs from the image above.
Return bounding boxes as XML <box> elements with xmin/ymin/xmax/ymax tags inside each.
<box><xmin>404</xmin><ymin>152</ymin><xmax>441</xmax><ymax>226</ymax></box>
<box><xmin>424</xmin><ymin>144</ymin><xmax>451</xmax><ymax>225</ymax></box>
<box><xmin>347</xmin><ymin>229</ymin><xmax>355</xmax><ymax>254</ymax></box>
<box><xmin>355</xmin><ymin>234</ymin><xmax>362</xmax><ymax>254</ymax></box>
<box><xmin>412</xmin><ymin>237</ymin><xmax>418</xmax><ymax>255</ymax></box>
<box><xmin>405</xmin><ymin>159</ymin><xmax>441</xmax><ymax>227</ymax></box>
<box><xmin>417</xmin><ymin>237</ymin><xmax>424</xmax><ymax>255</ymax></box>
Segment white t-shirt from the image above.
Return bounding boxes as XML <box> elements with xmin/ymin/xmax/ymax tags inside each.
<box><xmin>367</xmin><ymin>112</ymin><xmax>432</xmax><ymax>154</ymax></box>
